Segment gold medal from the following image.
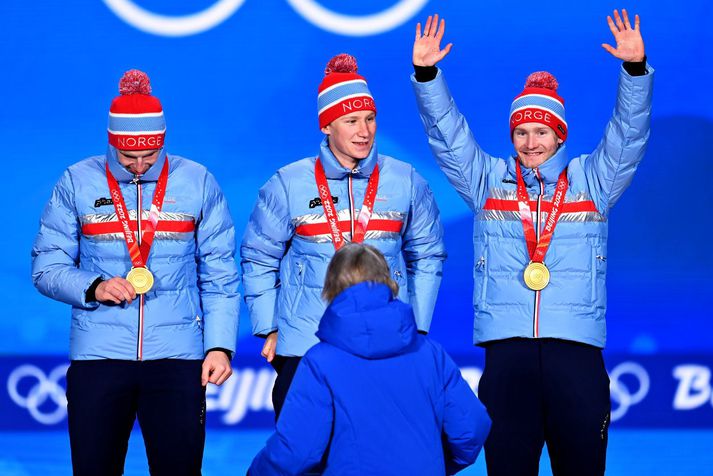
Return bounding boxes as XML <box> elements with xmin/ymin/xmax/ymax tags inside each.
<box><xmin>524</xmin><ymin>262</ymin><xmax>550</xmax><ymax>291</ymax></box>
<box><xmin>126</xmin><ymin>267</ymin><xmax>154</xmax><ymax>294</ymax></box>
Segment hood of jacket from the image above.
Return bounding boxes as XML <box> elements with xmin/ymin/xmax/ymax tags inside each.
<box><xmin>507</xmin><ymin>144</ymin><xmax>569</xmax><ymax>187</ymax></box>
<box><xmin>318</xmin><ymin>137</ymin><xmax>379</xmax><ymax>180</ymax></box>
<box><xmin>316</xmin><ymin>282</ymin><xmax>417</xmax><ymax>359</ymax></box>
<box><xmin>106</xmin><ymin>145</ymin><xmax>168</xmax><ymax>183</ymax></box>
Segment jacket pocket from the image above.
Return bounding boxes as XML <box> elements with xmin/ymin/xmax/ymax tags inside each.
<box><xmin>384</xmin><ymin>255</ymin><xmax>408</xmax><ymax>300</ymax></box>
<box><xmin>146</xmin><ymin>289</ymin><xmax>198</xmax><ymax>328</ymax></box>
<box><xmin>393</xmin><ymin>268</ymin><xmax>409</xmax><ymax>302</ymax></box>
<box><xmin>473</xmin><ymin>239</ymin><xmax>488</xmax><ymax>310</ymax></box>
<box><xmin>185</xmin><ymin>289</ymin><xmax>202</xmax><ymax>321</ymax></box>
<box><xmin>592</xmin><ymin>244</ymin><xmax>607</xmax><ymax>309</ymax></box>
<box><xmin>288</xmin><ymin>261</ymin><xmax>306</xmax><ymax>316</ymax></box>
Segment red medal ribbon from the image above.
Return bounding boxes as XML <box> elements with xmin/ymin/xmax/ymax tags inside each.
<box><xmin>105</xmin><ymin>158</ymin><xmax>170</xmax><ymax>268</ymax></box>
<box><xmin>314</xmin><ymin>158</ymin><xmax>380</xmax><ymax>250</ymax></box>
<box><xmin>515</xmin><ymin>161</ymin><xmax>569</xmax><ymax>263</ymax></box>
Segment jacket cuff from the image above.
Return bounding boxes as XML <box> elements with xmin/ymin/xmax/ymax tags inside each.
<box><xmin>623</xmin><ymin>56</ymin><xmax>648</xmax><ymax>76</ymax></box>
<box><xmin>206</xmin><ymin>347</ymin><xmax>233</xmax><ymax>360</ymax></box>
<box><xmin>251</xmin><ymin>314</ymin><xmax>278</xmax><ymax>338</ymax></box>
<box><xmin>413</xmin><ymin>64</ymin><xmax>438</xmax><ymax>82</ymax></box>
<box><xmin>85</xmin><ymin>277</ymin><xmax>104</xmax><ymax>303</ymax></box>
<box><xmin>257</xmin><ymin>330</ymin><xmax>278</xmax><ymax>338</ymax></box>
<box><xmin>619</xmin><ymin>63</ymin><xmax>655</xmax><ymax>92</ymax></box>
<box><xmin>76</xmin><ymin>273</ymin><xmax>103</xmax><ymax>309</ymax></box>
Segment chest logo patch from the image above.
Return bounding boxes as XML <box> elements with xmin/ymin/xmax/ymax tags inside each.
<box><xmin>94</xmin><ymin>197</ymin><xmax>114</xmax><ymax>207</ymax></box>
<box><xmin>309</xmin><ymin>196</ymin><xmax>339</xmax><ymax>209</ymax></box>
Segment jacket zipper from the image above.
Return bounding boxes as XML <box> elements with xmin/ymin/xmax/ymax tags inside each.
<box><xmin>134</xmin><ymin>177</ymin><xmax>145</xmax><ymax>361</ymax></box>
<box><xmin>533</xmin><ymin>169</ymin><xmax>545</xmax><ymax>338</ymax></box>
<box><xmin>348</xmin><ymin>171</ymin><xmax>356</xmax><ymax>239</ymax></box>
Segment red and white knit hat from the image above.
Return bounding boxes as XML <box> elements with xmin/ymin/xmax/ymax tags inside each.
<box><xmin>509</xmin><ymin>71</ymin><xmax>567</xmax><ymax>142</ymax></box>
<box><xmin>107</xmin><ymin>70</ymin><xmax>166</xmax><ymax>150</ymax></box>
<box><xmin>317</xmin><ymin>54</ymin><xmax>376</xmax><ymax>129</ymax></box>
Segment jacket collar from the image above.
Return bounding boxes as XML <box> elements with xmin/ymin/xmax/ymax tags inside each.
<box><xmin>318</xmin><ymin>137</ymin><xmax>379</xmax><ymax>180</ymax></box>
<box><xmin>106</xmin><ymin>145</ymin><xmax>168</xmax><ymax>183</ymax></box>
<box><xmin>507</xmin><ymin>145</ymin><xmax>569</xmax><ymax>187</ymax></box>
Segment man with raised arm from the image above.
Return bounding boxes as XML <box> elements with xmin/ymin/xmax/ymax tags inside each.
<box><xmin>242</xmin><ymin>53</ymin><xmax>446</xmax><ymax>418</ymax></box>
<box><xmin>411</xmin><ymin>10</ymin><xmax>652</xmax><ymax>476</ymax></box>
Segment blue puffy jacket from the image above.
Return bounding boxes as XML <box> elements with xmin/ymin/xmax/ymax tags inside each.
<box><xmin>31</xmin><ymin>147</ymin><xmax>240</xmax><ymax>360</ymax></box>
<box><xmin>412</xmin><ymin>66</ymin><xmax>654</xmax><ymax>348</ymax></box>
<box><xmin>249</xmin><ymin>282</ymin><xmax>491</xmax><ymax>476</ymax></box>
<box><xmin>241</xmin><ymin>138</ymin><xmax>446</xmax><ymax>357</ymax></box>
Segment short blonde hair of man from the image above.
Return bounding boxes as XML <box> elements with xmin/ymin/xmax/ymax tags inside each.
<box><xmin>322</xmin><ymin>243</ymin><xmax>399</xmax><ymax>302</ymax></box>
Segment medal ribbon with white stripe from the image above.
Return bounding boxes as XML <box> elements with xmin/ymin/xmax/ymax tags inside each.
<box><xmin>105</xmin><ymin>158</ymin><xmax>170</xmax><ymax>267</ymax></box>
<box><xmin>515</xmin><ymin>160</ymin><xmax>569</xmax><ymax>264</ymax></box>
<box><xmin>314</xmin><ymin>158</ymin><xmax>380</xmax><ymax>250</ymax></box>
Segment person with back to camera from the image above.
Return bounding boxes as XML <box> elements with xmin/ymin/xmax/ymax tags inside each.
<box><xmin>248</xmin><ymin>243</ymin><xmax>491</xmax><ymax>475</ymax></box>
<box><xmin>410</xmin><ymin>9</ymin><xmax>653</xmax><ymax>476</ymax></box>
<box><xmin>241</xmin><ymin>53</ymin><xmax>446</xmax><ymax>418</ymax></box>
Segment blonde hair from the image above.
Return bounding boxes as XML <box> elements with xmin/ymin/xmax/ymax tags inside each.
<box><xmin>322</xmin><ymin>244</ymin><xmax>399</xmax><ymax>302</ymax></box>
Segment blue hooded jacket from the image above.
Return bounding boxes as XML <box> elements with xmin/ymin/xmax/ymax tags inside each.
<box><xmin>249</xmin><ymin>282</ymin><xmax>491</xmax><ymax>476</ymax></box>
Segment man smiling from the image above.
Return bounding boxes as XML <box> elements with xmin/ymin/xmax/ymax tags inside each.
<box><xmin>242</xmin><ymin>53</ymin><xmax>446</xmax><ymax>418</ymax></box>
<box><xmin>411</xmin><ymin>10</ymin><xmax>653</xmax><ymax>476</ymax></box>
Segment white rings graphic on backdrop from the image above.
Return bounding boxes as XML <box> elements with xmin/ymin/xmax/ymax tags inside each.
<box><xmin>7</xmin><ymin>364</ymin><xmax>69</xmax><ymax>425</ymax></box>
<box><xmin>285</xmin><ymin>0</ymin><xmax>429</xmax><ymax>36</ymax></box>
<box><xmin>609</xmin><ymin>361</ymin><xmax>650</xmax><ymax>421</ymax></box>
<box><xmin>102</xmin><ymin>0</ymin><xmax>428</xmax><ymax>37</ymax></box>
<box><xmin>102</xmin><ymin>0</ymin><xmax>247</xmax><ymax>37</ymax></box>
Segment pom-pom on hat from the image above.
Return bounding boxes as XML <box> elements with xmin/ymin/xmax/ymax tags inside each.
<box><xmin>318</xmin><ymin>54</ymin><xmax>376</xmax><ymax>129</ymax></box>
<box><xmin>509</xmin><ymin>71</ymin><xmax>567</xmax><ymax>142</ymax></box>
<box><xmin>107</xmin><ymin>70</ymin><xmax>166</xmax><ymax>150</ymax></box>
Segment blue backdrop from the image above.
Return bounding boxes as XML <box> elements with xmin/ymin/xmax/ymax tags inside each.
<box><xmin>2</xmin><ymin>0</ymin><xmax>712</xmax><ymax>430</ymax></box>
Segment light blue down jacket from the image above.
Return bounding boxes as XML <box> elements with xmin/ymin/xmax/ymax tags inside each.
<box><xmin>241</xmin><ymin>138</ymin><xmax>446</xmax><ymax>357</ymax></box>
<box><xmin>31</xmin><ymin>147</ymin><xmax>240</xmax><ymax>360</ymax></box>
<box><xmin>412</xmin><ymin>65</ymin><xmax>654</xmax><ymax>348</ymax></box>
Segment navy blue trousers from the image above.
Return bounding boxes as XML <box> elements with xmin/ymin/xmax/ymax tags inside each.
<box><xmin>478</xmin><ymin>338</ymin><xmax>610</xmax><ymax>476</ymax></box>
<box><xmin>270</xmin><ymin>355</ymin><xmax>302</xmax><ymax>420</ymax></box>
<box><xmin>66</xmin><ymin>359</ymin><xmax>206</xmax><ymax>476</ymax></box>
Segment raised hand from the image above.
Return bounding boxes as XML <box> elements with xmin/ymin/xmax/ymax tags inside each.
<box><xmin>602</xmin><ymin>9</ymin><xmax>645</xmax><ymax>62</ymax></box>
<box><xmin>413</xmin><ymin>14</ymin><xmax>453</xmax><ymax>67</ymax></box>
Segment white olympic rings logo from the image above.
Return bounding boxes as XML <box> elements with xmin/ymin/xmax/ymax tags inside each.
<box><xmin>102</xmin><ymin>0</ymin><xmax>428</xmax><ymax>37</ymax></box>
<box><xmin>7</xmin><ymin>364</ymin><xmax>69</xmax><ymax>425</ymax></box>
<box><xmin>609</xmin><ymin>361</ymin><xmax>650</xmax><ymax>421</ymax></box>
<box><xmin>285</xmin><ymin>0</ymin><xmax>429</xmax><ymax>36</ymax></box>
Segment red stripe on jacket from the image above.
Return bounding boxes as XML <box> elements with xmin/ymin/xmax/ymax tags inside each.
<box><xmin>82</xmin><ymin>220</ymin><xmax>195</xmax><ymax>236</ymax></box>
<box><xmin>296</xmin><ymin>219</ymin><xmax>403</xmax><ymax>237</ymax></box>
<box><xmin>483</xmin><ymin>199</ymin><xmax>598</xmax><ymax>213</ymax></box>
